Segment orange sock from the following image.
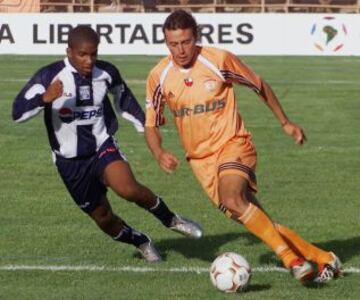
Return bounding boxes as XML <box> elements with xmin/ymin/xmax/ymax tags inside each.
<box><xmin>238</xmin><ymin>203</ymin><xmax>298</xmax><ymax>268</ymax></box>
<box><xmin>276</xmin><ymin>224</ymin><xmax>333</xmax><ymax>265</ymax></box>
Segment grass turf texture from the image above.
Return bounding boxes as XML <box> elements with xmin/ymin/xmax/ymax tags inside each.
<box><xmin>0</xmin><ymin>55</ymin><xmax>359</xmax><ymax>299</ymax></box>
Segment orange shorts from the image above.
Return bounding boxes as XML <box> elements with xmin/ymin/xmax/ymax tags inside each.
<box><xmin>188</xmin><ymin>135</ymin><xmax>257</xmax><ymax>208</ymax></box>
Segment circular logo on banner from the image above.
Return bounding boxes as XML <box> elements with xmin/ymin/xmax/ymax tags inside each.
<box><xmin>310</xmin><ymin>16</ymin><xmax>348</xmax><ymax>52</ymax></box>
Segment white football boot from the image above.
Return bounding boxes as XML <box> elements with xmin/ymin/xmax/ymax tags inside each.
<box><xmin>169</xmin><ymin>215</ymin><xmax>203</xmax><ymax>239</ymax></box>
<box><xmin>313</xmin><ymin>252</ymin><xmax>343</xmax><ymax>284</ymax></box>
<box><xmin>137</xmin><ymin>240</ymin><xmax>162</xmax><ymax>263</ymax></box>
<box><xmin>290</xmin><ymin>258</ymin><xmax>314</xmax><ymax>283</ymax></box>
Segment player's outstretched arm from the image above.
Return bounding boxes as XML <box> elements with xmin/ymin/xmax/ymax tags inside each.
<box><xmin>144</xmin><ymin>126</ymin><xmax>179</xmax><ymax>173</ymax></box>
<box><xmin>113</xmin><ymin>83</ymin><xmax>145</xmax><ymax>132</ymax></box>
<box><xmin>107</xmin><ymin>63</ymin><xmax>145</xmax><ymax>132</ymax></box>
<box><xmin>260</xmin><ymin>80</ymin><xmax>307</xmax><ymax>145</ymax></box>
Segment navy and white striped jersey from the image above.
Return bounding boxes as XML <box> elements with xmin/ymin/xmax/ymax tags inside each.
<box><xmin>12</xmin><ymin>57</ymin><xmax>145</xmax><ymax>159</ymax></box>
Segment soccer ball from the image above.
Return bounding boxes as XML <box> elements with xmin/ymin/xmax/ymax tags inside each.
<box><xmin>209</xmin><ymin>252</ymin><xmax>251</xmax><ymax>293</ymax></box>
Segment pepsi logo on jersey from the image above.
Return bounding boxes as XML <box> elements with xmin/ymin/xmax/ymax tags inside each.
<box><xmin>58</xmin><ymin>107</ymin><xmax>103</xmax><ymax>123</ymax></box>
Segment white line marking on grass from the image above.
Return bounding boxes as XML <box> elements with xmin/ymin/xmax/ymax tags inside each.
<box><xmin>0</xmin><ymin>79</ymin><xmax>24</xmax><ymax>82</ymax></box>
<box><xmin>0</xmin><ymin>265</ymin><xmax>359</xmax><ymax>274</ymax></box>
<box><xmin>0</xmin><ymin>79</ymin><xmax>359</xmax><ymax>86</ymax></box>
<box><xmin>0</xmin><ymin>265</ymin><xmax>286</xmax><ymax>273</ymax></box>
<box><xmin>345</xmin><ymin>267</ymin><xmax>360</xmax><ymax>274</ymax></box>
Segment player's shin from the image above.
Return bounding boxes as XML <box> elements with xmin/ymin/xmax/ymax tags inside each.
<box><xmin>113</xmin><ymin>222</ymin><xmax>162</xmax><ymax>263</ymax></box>
<box><xmin>148</xmin><ymin>196</ymin><xmax>203</xmax><ymax>239</ymax></box>
<box><xmin>275</xmin><ymin>224</ymin><xmax>335</xmax><ymax>265</ymax></box>
<box><xmin>223</xmin><ymin>202</ymin><xmax>299</xmax><ymax>268</ymax></box>
<box><xmin>113</xmin><ymin>222</ymin><xmax>149</xmax><ymax>247</ymax></box>
<box><xmin>147</xmin><ymin>196</ymin><xmax>176</xmax><ymax>227</ymax></box>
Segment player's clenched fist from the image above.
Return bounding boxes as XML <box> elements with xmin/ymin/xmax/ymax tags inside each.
<box><xmin>282</xmin><ymin>121</ymin><xmax>307</xmax><ymax>145</ymax></box>
<box><xmin>158</xmin><ymin>151</ymin><xmax>179</xmax><ymax>174</ymax></box>
<box><xmin>42</xmin><ymin>79</ymin><xmax>63</xmax><ymax>103</ymax></box>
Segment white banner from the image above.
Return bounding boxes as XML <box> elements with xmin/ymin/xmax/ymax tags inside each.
<box><xmin>0</xmin><ymin>13</ymin><xmax>359</xmax><ymax>56</ymax></box>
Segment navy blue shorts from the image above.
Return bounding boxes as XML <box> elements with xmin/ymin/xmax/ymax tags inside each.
<box><xmin>55</xmin><ymin>137</ymin><xmax>126</xmax><ymax>214</ymax></box>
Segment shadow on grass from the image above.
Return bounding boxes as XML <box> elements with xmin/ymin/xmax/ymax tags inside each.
<box><xmin>245</xmin><ymin>284</ymin><xmax>271</xmax><ymax>293</ymax></box>
<box><xmin>156</xmin><ymin>231</ymin><xmax>260</xmax><ymax>262</ymax></box>
<box><xmin>258</xmin><ymin>236</ymin><xmax>360</xmax><ymax>267</ymax></box>
<box><xmin>148</xmin><ymin>228</ymin><xmax>360</xmax><ymax>275</ymax></box>
<box><xmin>314</xmin><ymin>236</ymin><xmax>360</xmax><ymax>264</ymax></box>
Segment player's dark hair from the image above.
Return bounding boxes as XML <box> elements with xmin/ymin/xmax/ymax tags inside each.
<box><xmin>68</xmin><ymin>25</ymin><xmax>99</xmax><ymax>48</ymax></box>
<box><xmin>163</xmin><ymin>10</ymin><xmax>198</xmax><ymax>40</ymax></box>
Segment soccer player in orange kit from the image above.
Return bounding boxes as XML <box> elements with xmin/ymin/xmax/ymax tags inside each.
<box><xmin>144</xmin><ymin>10</ymin><xmax>342</xmax><ymax>283</ymax></box>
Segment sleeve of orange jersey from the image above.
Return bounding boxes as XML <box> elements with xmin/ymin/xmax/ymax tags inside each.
<box><xmin>145</xmin><ymin>71</ymin><xmax>166</xmax><ymax>127</ymax></box>
<box><xmin>220</xmin><ymin>51</ymin><xmax>266</xmax><ymax>99</ymax></box>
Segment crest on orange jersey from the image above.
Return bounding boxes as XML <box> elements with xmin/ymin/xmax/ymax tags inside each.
<box><xmin>204</xmin><ymin>79</ymin><xmax>217</xmax><ymax>92</ymax></box>
<box><xmin>184</xmin><ymin>77</ymin><xmax>193</xmax><ymax>87</ymax></box>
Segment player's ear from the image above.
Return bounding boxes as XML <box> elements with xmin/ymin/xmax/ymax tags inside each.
<box><xmin>163</xmin><ymin>30</ymin><xmax>169</xmax><ymax>45</ymax></box>
<box><xmin>66</xmin><ymin>47</ymin><xmax>72</xmax><ymax>58</ymax></box>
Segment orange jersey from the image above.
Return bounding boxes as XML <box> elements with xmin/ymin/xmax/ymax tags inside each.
<box><xmin>145</xmin><ymin>46</ymin><xmax>265</xmax><ymax>159</ymax></box>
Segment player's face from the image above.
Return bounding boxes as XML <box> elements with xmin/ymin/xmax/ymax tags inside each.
<box><xmin>67</xmin><ymin>41</ymin><xmax>98</xmax><ymax>76</ymax></box>
<box><xmin>165</xmin><ymin>28</ymin><xmax>198</xmax><ymax>68</ymax></box>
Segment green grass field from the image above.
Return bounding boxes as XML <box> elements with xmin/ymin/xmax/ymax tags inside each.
<box><xmin>0</xmin><ymin>55</ymin><xmax>359</xmax><ymax>299</ymax></box>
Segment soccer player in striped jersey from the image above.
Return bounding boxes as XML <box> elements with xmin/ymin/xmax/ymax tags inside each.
<box><xmin>144</xmin><ymin>10</ymin><xmax>342</xmax><ymax>282</ymax></box>
<box><xmin>12</xmin><ymin>25</ymin><xmax>202</xmax><ymax>263</ymax></box>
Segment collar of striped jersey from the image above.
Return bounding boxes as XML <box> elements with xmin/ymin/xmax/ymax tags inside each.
<box><xmin>64</xmin><ymin>57</ymin><xmax>79</xmax><ymax>74</ymax></box>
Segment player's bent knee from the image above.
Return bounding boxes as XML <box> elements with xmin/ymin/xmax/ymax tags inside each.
<box><xmin>220</xmin><ymin>195</ymin><xmax>248</xmax><ymax>215</ymax></box>
<box><xmin>92</xmin><ymin>208</ymin><xmax>114</xmax><ymax>230</ymax></box>
<box><xmin>114</xmin><ymin>184</ymin><xmax>142</xmax><ymax>202</ymax></box>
